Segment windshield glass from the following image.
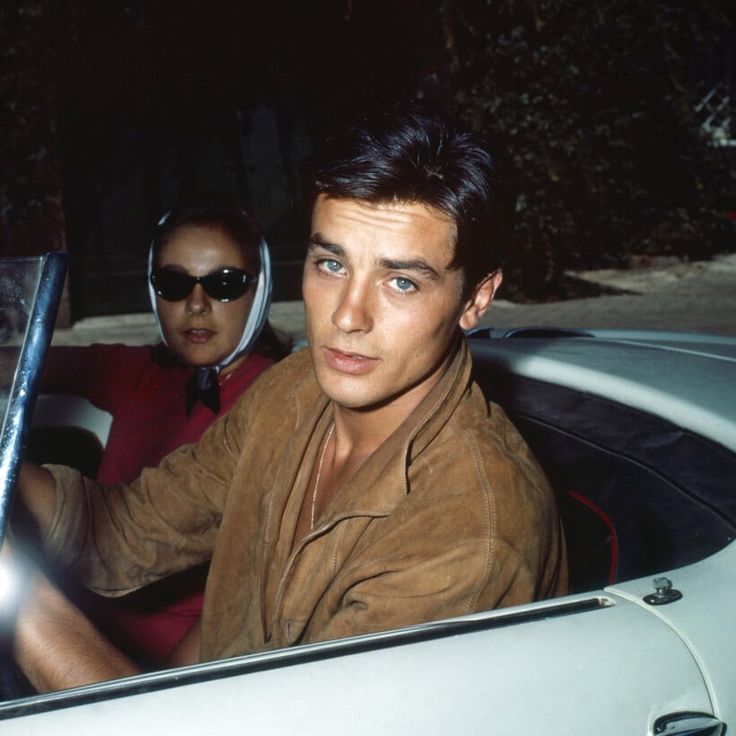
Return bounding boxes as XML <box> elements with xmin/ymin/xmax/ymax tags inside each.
<box><xmin>0</xmin><ymin>255</ymin><xmax>66</xmax><ymax>543</ymax></box>
<box><xmin>0</xmin><ymin>259</ymin><xmax>42</xmax><ymax>430</ymax></box>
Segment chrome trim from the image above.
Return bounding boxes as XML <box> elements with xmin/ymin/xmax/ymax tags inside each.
<box><xmin>653</xmin><ymin>711</ymin><xmax>726</xmax><ymax>735</ymax></box>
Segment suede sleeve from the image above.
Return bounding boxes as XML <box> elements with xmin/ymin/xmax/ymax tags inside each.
<box><xmin>42</xmin><ymin>384</ymin><xmax>257</xmax><ymax>596</ymax></box>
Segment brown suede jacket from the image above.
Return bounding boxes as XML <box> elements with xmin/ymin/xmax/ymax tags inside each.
<box><xmin>45</xmin><ymin>340</ymin><xmax>568</xmax><ymax>662</ymax></box>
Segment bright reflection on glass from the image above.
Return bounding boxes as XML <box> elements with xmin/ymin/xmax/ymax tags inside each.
<box><xmin>0</xmin><ymin>553</ymin><xmax>20</xmax><ymax>608</ymax></box>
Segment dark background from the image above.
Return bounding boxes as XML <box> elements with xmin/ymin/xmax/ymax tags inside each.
<box><xmin>1</xmin><ymin>0</ymin><xmax>734</xmax><ymax>322</ymax></box>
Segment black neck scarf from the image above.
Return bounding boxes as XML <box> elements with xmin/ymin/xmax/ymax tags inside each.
<box><xmin>185</xmin><ymin>366</ymin><xmax>220</xmax><ymax>415</ymax></box>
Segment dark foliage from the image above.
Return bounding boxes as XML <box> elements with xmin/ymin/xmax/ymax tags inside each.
<box><xmin>441</xmin><ymin>0</ymin><xmax>736</xmax><ymax>299</ymax></box>
<box><xmin>2</xmin><ymin>1</ymin><xmax>734</xmax><ymax>306</ymax></box>
<box><xmin>0</xmin><ymin>1</ymin><xmax>69</xmax><ymax>255</ymax></box>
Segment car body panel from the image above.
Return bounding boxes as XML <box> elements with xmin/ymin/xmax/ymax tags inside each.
<box><xmin>0</xmin><ymin>593</ymin><xmax>712</xmax><ymax>735</ymax></box>
<box><xmin>469</xmin><ymin>329</ymin><xmax>736</xmax><ymax>452</ymax></box>
<box><xmin>607</xmin><ymin>541</ymin><xmax>736</xmax><ymax>724</ymax></box>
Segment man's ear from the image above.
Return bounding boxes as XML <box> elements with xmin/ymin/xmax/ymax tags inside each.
<box><xmin>458</xmin><ymin>269</ymin><xmax>503</xmax><ymax>331</ymax></box>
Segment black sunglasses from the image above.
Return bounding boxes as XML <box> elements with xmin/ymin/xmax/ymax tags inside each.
<box><xmin>150</xmin><ymin>267</ymin><xmax>257</xmax><ymax>302</ymax></box>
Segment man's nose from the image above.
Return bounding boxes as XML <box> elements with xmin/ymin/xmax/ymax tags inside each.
<box><xmin>186</xmin><ymin>283</ymin><xmax>211</xmax><ymax>315</ymax></box>
<box><xmin>331</xmin><ymin>278</ymin><xmax>373</xmax><ymax>333</ymax></box>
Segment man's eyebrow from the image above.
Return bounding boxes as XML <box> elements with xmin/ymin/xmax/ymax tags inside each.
<box><xmin>308</xmin><ymin>234</ymin><xmax>443</xmax><ymax>280</ymax></box>
<box><xmin>378</xmin><ymin>257</ymin><xmax>442</xmax><ymax>281</ymax></box>
<box><xmin>307</xmin><ymin>234</ymin><xmax>344</xmax><ymax>256</ymax></box>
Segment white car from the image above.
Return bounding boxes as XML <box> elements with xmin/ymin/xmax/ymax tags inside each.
<box><xmin>0</xmin><ymin>254</ymin><xmax>734</xmax><ymax>735</ymax></box>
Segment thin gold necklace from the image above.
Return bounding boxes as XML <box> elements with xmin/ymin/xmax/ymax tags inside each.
<box><xmin>310</xmin><ymin>423</ymin><xmax>335</xmax><ymax>530</ymax></box>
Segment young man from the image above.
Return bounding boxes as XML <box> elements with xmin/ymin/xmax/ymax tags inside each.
<box><xmin>11</xmin><ymin>105</ymin><xmax>567</xmax><ymax>691</ymax></box>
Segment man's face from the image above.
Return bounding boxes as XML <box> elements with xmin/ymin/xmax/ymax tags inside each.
<box><xmin>303</xmin><ymin>195</ymin><xmax>497</xmax><ymax>417</ymax></box>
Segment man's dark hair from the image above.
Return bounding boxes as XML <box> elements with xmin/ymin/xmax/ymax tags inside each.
<box><xmin>306</xmin><ymin>103</ymin><xmax>509</xmax><ymax>292</ymax></box>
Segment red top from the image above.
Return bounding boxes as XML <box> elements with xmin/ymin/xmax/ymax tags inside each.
<box><xmin>49</xmin><ymin>344</ymin><xmax>273</xmax><ymax>662</ymax></box>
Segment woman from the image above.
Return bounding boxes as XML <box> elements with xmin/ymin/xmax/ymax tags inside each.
<box><xmin>39</xmin><ymin>198</ymin><xmax>284</xmax><ymax>663</ymax></box>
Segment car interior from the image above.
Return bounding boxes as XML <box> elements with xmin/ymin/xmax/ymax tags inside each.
<box><xmin>471</xmin><ymin>354</ymin><xmax>736</xmax><ymax>592</ymax></box>
<box><xmin>27</xmin><ymin>394</ymin><xmax>110</xmax><ymax>479</ymax></box>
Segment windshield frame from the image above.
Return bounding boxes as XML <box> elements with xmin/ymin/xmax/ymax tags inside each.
<box><xmin>0</xmin><ymin>253</ymin><xmax>67</xmax><ymax>545</ymax></box>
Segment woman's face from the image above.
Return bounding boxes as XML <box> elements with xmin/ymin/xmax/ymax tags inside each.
<box><xmin>154</xmin><ymin>224</ymin><xmax>257</xmax><ymax>372</ymax></box>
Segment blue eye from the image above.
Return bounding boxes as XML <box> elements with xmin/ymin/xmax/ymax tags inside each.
<box><xmin>317</xmin><ymin>258</ymin><xmax>344</xmax><ymax>275</ymax></box>
<box><xmin>391</xmin><ymin>277</ymin><xmax>417</xmax><ymax>293</ymax></box>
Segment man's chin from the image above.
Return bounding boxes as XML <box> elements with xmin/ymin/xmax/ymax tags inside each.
<box><xmin>313</xmin><ymin>373</ymin><xmax>405</xmax><ymax>414</ymax></box>
<box><xmin>310</xmin><ymin>364</ymin><xmax>376</xmax><ymax>409</ymax></box>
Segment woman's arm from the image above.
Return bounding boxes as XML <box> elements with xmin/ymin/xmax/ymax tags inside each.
<box><xmin>38</xmin><ymin>347</ymin><xmax>93</xmax><ymax>395</ymax></box>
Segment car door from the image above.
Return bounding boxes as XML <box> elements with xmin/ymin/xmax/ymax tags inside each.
<box><xmin>0</xmin><ymin>586</ymin><xmax>718</xmax><ymax>735</ymax></box>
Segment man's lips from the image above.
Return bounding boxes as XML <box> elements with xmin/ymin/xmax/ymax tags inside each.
<box><xmin>323</xmin><ymin>347</ymin><xmax>380</xmax><ymax>375</ymax></box>
<box><xmin>184</xmin><ymin>328</ymin><xmax>215</xmax><ymax>344</ymax></box>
